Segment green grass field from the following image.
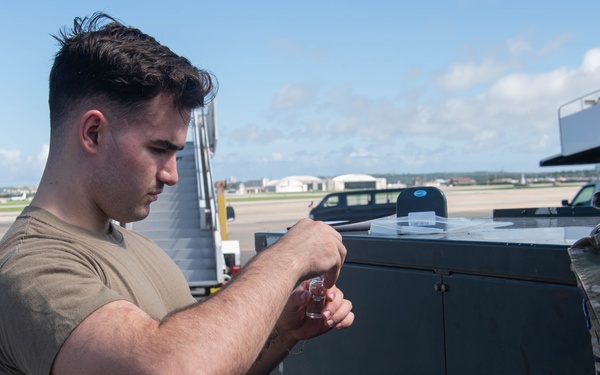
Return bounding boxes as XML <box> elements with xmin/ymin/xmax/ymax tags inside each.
<box><xmin>0</xmin><ymin>201</ymin><xmax>28</xmax><ymax>213</ymax></box>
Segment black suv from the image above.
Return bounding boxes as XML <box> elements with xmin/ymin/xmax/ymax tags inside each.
<box><xmin>562</xmin><ymin>182</ymin><xmax>600</xmax><ymax>207</ymax></box>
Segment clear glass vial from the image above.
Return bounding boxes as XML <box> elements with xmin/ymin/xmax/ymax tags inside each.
<box><xmin>306</xmin><ymin>275</ymin><xmax>326</xmax><ymax>319</ymax></box>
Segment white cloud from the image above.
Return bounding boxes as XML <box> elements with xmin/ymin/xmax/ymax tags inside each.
<box><xmin>218</xmin><ymin>45</ymin><xmax>600</xmax><ymax>181</ymax></box>
<box><xmin>0</xmin><ymin>149</ymin><xmax>20</xmax><ymax>165</ymax></box>
<box><xmin>271</xmin><ymin>83</ymin><xmax>315</xmax><ymax>111</ymax></box>
<box><xmin>227</xmin><ymin>123</ymin><xmax>284</xmax><ymax>143</ymax></box>
<box><xmin>349</xmin><ymin>148</ymin><xmax>378</xmax><ymax>159</ymax></box>
<box><xmin>28</xmin><ymin>144</ymin><xmax>49</xmax><ymax>173</ymax></box>
<box><xmin>462</xmin><ymin>129</ymin><xmax>498</xmax><ymax>152</ymax></box>
<box><xmin>0</xmin><ymin>149</ymin><xmax>22</xmax><ymax>182</ymax></box>
<box><xmin>539</xmin><ymin>32</ymin><xmax>574</xmax><ymax>56</ymax></box>
<box><xmin>507</xmin><ymin>37</ymin><xmax>532</xmax><ymax>56</ymax></box>
<box><xmin>0</xmin><ymin>144</ymin><xmax>47</xmax><ymax>186</ymax></box>
<box><xmin>581</xmin><ymin>48</ymin><xmax>600</xmax><ymax>72</ymax></box>
<box><xmin>269</xmin><ymin>37</ymin><xmax>327</xmax><ymax>60</ymax></box>
<box><xmin>437</xmin><ymin>58</ymin><xmax>513</xmax><ymax>91</ymax></box>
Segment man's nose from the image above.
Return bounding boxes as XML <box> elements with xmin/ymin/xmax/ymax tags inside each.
<box><xmin>158</xmin><ymin>155</ymin><xmax>178</xmax><ymax>186</ymax></box>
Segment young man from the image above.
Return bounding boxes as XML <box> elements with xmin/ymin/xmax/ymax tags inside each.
<box><xmin>0</xmin><ymin>13</ymin><xmax>354</xmax><ymax>375</ymax></box>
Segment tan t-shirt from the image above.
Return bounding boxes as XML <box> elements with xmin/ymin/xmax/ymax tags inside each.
<box><xmin>0</xmin><ymin>206</ymin><xmax>196</xmax><ymax>375</ymax></box>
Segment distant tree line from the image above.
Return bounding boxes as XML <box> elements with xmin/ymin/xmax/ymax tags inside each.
<box><xmin>373</xmin><ymin>168</ymin><xmax>600</xmax><ymax>186</ymax></box>
<box><xmin>222</xmin><ymin>167</ymin><xmax>600</xmax><ymax>190</ymax></box>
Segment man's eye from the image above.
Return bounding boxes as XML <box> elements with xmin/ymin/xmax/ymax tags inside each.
<box><xmin>151</xmin><ymin>148</ymin><xmax>166</xmax><ymax>154</ymax></box>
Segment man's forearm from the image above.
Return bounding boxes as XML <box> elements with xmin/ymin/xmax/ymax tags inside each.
<box><xmin>246</xmin><ymin>328</ymin><xmax>298</xmax><ymax>375</ymax></box>
<box><xmin>155</xmin><ymin>247</ymin><xmax>302</xmax><ymax>374</ymax></box>
<box><xmin>53</xmin><ymin>248</ymin><xmax>302</xmax><ymax>375</ymax></box>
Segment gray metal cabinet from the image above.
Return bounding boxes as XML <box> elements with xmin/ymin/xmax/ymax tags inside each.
<box><xmin>285</xmin><ymin>264</ymin><xmax>446</xmax><ymax>374</ymax></box>
<box><xmin>443</xmin><ymin>274</ymin><xmax>589</xmax><ymax>374</ymax></box>
<box><xmin>257</xmin><ymin>220</ymin><xmax>596</xmax><ymax>374</ymax></box>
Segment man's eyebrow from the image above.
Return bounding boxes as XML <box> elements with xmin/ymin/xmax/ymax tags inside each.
<box><xmin>152</xmin><ymin>140</ymin><xmax>185</xmax><ymax>151</ymax></box>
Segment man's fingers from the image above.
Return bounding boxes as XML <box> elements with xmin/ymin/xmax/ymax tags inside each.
<box><xmin>334</xmin><ymin>311</ymin><xmax>355</xmax><ymax>330</ymax></box>
<box><xmin>323</xmin><ymin>298</ymin><xmax>354</xmax><ymax>329</ymax></box>
<box><xmin>322</xmin><ymin>237</ymin><xmax>346</xmax><ymax>288</ymax></box>
<box><xmin>278</xmin><ymin>219</ymin><xmax>347</xmax><ymax>287</ymax></box>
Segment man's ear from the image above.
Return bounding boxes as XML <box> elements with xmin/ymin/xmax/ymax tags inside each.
<box><xmin>79</xmin><ymin>110</ymin><xmax>107</xmax><ymax>155</ymax></box>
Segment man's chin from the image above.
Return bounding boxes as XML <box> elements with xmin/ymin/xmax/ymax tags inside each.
<box><xmin>114</xmin><ymin>207</ymin><xmax>151</xmax><ymax>225</ymax></box>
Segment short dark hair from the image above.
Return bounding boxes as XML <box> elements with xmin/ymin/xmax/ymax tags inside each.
<box><xmin>49</xmin><ymin>12</ymin><xmax>216</xmax><ymax>137</ymax></box>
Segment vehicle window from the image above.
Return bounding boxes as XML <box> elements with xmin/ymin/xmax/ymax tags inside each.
<box><xmin>572</xmin><ymin>185</ymin><xmax>595</xmax><ymax>206</ymax></box>
<box><xmin>374</xmin><ymin>192</ymin><xmax>397</xmax><ymax>204</ymax></box>
<box><xmin>323</xmin><ymin>196</ymin><xmax>339</xmax><ymax>207</ymax></box>
<box><xmin>347</xmin><ymin>193</ymin><xmax>370</xmax><ymax>206</ymax></box>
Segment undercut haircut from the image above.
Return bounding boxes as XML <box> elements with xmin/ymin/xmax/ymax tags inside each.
<box><xmin>48</xmin><ymin>12</ymin><xmax>216</xmax><ymax>141</ymax></box>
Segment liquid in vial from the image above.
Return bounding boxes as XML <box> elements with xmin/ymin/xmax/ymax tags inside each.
<box><xmin>306</xmin><ymin>276</ymin><xmax>326</xmax><ymax>319</ymax></box>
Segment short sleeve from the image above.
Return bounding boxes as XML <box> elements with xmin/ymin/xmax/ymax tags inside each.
<box><xmin>0</xmin><ymin>247</ymin><xmax>126</xmax><ymax>375</ymax></box>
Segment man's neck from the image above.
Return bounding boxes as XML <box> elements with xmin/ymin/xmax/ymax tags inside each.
<box><xmin>31</xmin><ymin>177</ymin><xmax>111</xmax><ymax>235</ymax></box>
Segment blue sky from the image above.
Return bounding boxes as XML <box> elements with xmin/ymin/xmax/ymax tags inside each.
<box><xmin>2</xmin><ymin>0</ymin><xmax>600</xmax><ymax>186</ymax></box>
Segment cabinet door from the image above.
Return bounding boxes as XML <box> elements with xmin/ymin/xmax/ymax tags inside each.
<box><xmin>443</xmin><ymin>273</ymin><xmax>594</xmax><ymax>375</ymax></box>
<box><xmin>282</xmin><ymin>263</ymin><xmax>445</xmax><ymax>375</ymax></box>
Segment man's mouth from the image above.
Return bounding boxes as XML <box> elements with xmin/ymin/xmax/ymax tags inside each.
<box><xmin>148</xmin><ymin>189</ymin><xmax>163</xmax><ymax>200</ymax></box>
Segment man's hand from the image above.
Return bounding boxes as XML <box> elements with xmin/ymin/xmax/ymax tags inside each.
<box><xmin>273</xmin><ymin>219</ymin><xmax>347</xmax><ymax>289</ymax></box>
<box><xmin>276</xmin><ymin>280</ymin><xmax>354</xmax><ymax>341</ymax></box>
<box><xmin>247</xmin><ymin>219</ymin><xmax>353</xmax><ymax>374</ymax></box>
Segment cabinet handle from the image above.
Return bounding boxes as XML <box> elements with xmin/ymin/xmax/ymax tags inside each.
<box><xmin>434</xmin><ymin>283</ymin><xmax>449</xmax><ymax>292</ymax></box>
